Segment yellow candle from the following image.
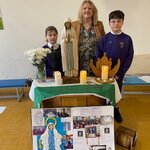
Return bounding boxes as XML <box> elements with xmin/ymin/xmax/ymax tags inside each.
<box><xmin>101</xmin><ymin>65</ymin><xmax>108</xmax><ymax>80</ymax></box>
<box><xmin>80</xmin><ymin>70</ymin><xmax>87</xmax><ymax>84</ymax></box>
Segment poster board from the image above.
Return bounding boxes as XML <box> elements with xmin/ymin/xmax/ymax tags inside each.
<box><xmin>31</xmin><ymin>106</ymin><xmax>114</xmax><ymax>150</ymax></box>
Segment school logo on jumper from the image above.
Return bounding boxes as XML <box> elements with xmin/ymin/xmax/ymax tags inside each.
<box><xmin>109</xmin><ymin>41</ymin><xmax>112</xmax><ymax>44</ymax></box>
<box><xmin>119</xmin><ymin>41</ymin><xmax>124</xmax><ymax>48</ymax></box>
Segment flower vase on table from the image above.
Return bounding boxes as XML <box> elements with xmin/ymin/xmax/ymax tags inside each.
<box><xmin>24</xmin><ymin>47</ymin><xmax>51</xmax><ymax>83</ymax></box>
<box><xmin>37</xmin><ymin>64</ymin><xmax>46</xmax><ymax>82</ymax></box>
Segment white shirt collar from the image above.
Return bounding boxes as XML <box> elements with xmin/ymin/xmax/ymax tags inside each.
<box><xmin>111</xmin><ymin>31</ymin><xmax>122</xmax><ymax>35</ymax></box>
<box><xmin>47</xmin><ymin>43</ymin><xmax>59</xmax><ymax>50</ymax></box>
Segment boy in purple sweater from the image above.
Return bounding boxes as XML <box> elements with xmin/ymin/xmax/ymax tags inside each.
<box><xmin>96</xmin><ymin>10</ymin><xmax>134</xmax><ymax>122</ymax></box>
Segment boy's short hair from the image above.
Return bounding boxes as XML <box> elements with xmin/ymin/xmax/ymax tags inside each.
<box><xmin>45</xmin><ymin>26</ymin><xmax>58</xmax><ymax>36</ymax></box>
<box><xmin>109</xmin><ymin>10</ymin><xmax>125</xmax><ymax>21</ymax></box>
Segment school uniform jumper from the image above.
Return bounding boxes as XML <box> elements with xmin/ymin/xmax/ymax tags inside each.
<box><xmin>96</xmin><ymin>32</ymin><xmax>134</xmax><ymax>91</ymax></box>
<box><xmin>43</xmin><ymin>44</ymin><xmax>63</xmax><ymax>77</ymax></box>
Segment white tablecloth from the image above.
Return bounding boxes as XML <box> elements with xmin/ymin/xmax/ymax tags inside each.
<box><xmin>29</xmin><ymin>77</ymin><xmax>121</xmax><ymax>103</ymax></box>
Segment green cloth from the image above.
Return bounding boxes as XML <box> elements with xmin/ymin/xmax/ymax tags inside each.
<box><xmin>34</xmin><ymin>84</ymin><xmax>115</xmax><ymax>108</ymax></box>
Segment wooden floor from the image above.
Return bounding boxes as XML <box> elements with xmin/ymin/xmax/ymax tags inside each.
<box><xmin>0</xmin><ymin>87</ymin><xmax>150</xmax><ymax>150</ymax></box>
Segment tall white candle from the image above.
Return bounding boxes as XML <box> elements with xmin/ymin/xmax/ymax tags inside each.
<box><xmin>54</xmin><ymin>71</ymin><xmax>62</xmax><ymax>85</ymax></box>
<box><xmin>80</xmin><ymin>70</ymin><xmax>87</xmax><ymax>84</ymax></box>
<box><xmin>101</xmin><ymin>65</ymin><xmax>108</xmax><ymax>80</ymax></box>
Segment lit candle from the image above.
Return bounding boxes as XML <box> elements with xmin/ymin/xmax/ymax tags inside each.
<box><xmin>101</xmin><ymin>65</ymin><xmax>108</xmax><ymax>80</ymax></box>
<box><xmin>54</xmin><ymin>71</ymin><xmax>62</xmax><ymax>85</ymax></box>
<box><xmin>80</xmin><ymin>70</ymin><xmax>87</xmax><ymax>84</ymax></box>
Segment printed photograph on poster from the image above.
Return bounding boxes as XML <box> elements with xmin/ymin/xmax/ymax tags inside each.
<box><xmin>0</xmin><ymin>8</ymin><xmax>4</xmax><ymax>30</ymax></box>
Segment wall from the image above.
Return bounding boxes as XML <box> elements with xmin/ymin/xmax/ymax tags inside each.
<box><xmin>0</xmin><ymin>0</ymin><xmax>149</xmax><ymax>79</ymax></box>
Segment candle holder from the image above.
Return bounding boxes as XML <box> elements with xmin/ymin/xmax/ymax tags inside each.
<box><xmin>95</xmin><ymin>77</ymin><xmax>114</xmax><ymax>84</ymax></box>
<box><xmin>90</xmin><ymin>52</ymin><xmax>120</xmax><ymax>83</ymax></box>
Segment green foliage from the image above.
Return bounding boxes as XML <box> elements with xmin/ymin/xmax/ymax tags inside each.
<box><xmin>0</xmin><ymin>18</ymin><xmax>4</xmax><ymax>30</ymax></box>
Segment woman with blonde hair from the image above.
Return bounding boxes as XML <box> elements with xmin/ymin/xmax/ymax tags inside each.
<box><xmin>72</xmin><ymin>0</ymin><xmax>105</xmax><ymax>75</ymax></box>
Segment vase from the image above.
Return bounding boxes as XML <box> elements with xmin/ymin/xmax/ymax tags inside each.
<box><xmin>37</xmin><ymin>64</ymin><xmax>46</xmax><ymax>82</ymax></box>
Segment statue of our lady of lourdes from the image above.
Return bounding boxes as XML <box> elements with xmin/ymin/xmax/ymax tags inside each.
<box><xmin>61</xmin><ymin>17</ymin><xmax>78</xmax><ymax>77</ymax></box>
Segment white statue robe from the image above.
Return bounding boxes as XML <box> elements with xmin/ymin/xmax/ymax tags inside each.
<box><xmin>40</xmin><ymin>124</ymin><xmax>62</xmax><ymax>150</ymax></box>
<box><xmin>61</xmin><ymin>27</ymin><xmax>78</xmax><ymax>77</ymax></box>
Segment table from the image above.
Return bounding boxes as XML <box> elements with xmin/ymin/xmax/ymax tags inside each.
<box><xmin>29</xmin><ymin>77</ymin><xmax>121</xmax><ymax>108</ymax></box>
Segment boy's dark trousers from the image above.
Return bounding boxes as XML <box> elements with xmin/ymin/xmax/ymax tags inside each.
<box><xmin>114</xmin><ymin>78</ymin><xmax>123</xmax><ymax>123</ymax></box>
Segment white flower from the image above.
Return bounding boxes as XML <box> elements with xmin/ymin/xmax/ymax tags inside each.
<box><xmin>24</xmin><ymin>48</ymin><xmax>51</xmax><ymax>67</ymax></box>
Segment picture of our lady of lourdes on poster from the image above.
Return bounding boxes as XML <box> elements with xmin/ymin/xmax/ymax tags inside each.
<box><xmin>31</xmin><ymin>108</ymin><xmax>73</xmax><ymax>150</ymax></box>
